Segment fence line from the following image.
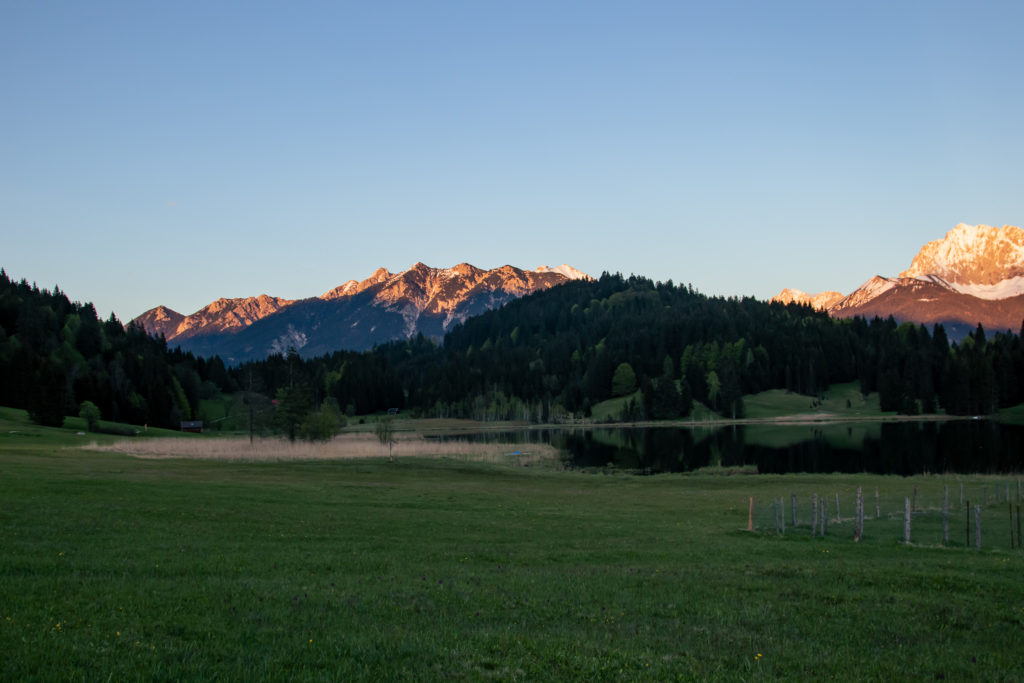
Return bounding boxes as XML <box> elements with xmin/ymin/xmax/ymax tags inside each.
<box><xmin>743</xmin><ymin>478</ymin><xmax>1024</xmax><ymax>551</ymax></box>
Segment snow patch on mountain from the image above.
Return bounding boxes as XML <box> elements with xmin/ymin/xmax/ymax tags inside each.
<box><xmin>536</xmin><ymin>264</ymin><xmax>591</xmax><ymax>281</ymax></box>
<box><xmin>831</xmin><ymin>276</ymin><xmax>896</xmax><ymax>312</ymax></box>
<box><xmin>269</xmin><ymin>325</ymin><xmax>308</xmax><ymax>356</ymax></box>
<box><xmin>919</xmin><ymin>274</ymin><xmax>1024</xmax><ymax>301</ymax></box>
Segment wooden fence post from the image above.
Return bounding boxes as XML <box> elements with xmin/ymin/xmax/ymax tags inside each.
<box><xmin>854</xmin><ymin>486</ymin><xmax>863</xmax><ymax>542</ymax></box>
<box><xmin>966</xmin><ymin>499</ymin><xmax>970</xmax><ymax>547</ymax></box>
<box><xmin>812</xmin><ymin>494</ymin><xmax>819</xmax><ymax>538</ymax></box>
<box><xmin>942</xmin><ymin>485</ymin><xmax>949</xmax><ymax>545</ymax></box>
<box><xmin>903</xmin><ymin>497</ymin><xmax>911</xmax><ymax>544</ymax></box>
<box><xmin>835</xmin><ymin>492</ymin><xmax>841</xmax><ymax>524</ymax></box>
<box><xmin>748</xmin><ymin>497</ymin><xmax>754</xmax><ymax>532</ymax></box>
<box><xmin>858</xmin><ymin>486</ymin><xmax>864</xmax><ymax>538</ymax></box>
<box><xmin>974</xmin><ymin>505</ymin><xmax>982</xmax><ymax>550</ymax></box>
<box><xmin>820</xmin><ymin>496</ymin><xmax>828</xmax><ymax>536</ymax></box>
<box><xmin>1010</xmin><ymin>502</ymin><xmax>1015</xmax><ymax>550</ymax></box>
<box><xmin>875</xmin><ymin>487</ymin><xmax>881</xmax><ymax>519</ymax></box>
<box><xmin>780</xmin><ymin>498</ymin><xmax>785</xmax><ymax>535</ymax></box>
<box><xmin>791</xmin><ymin>493</ymin><xmax>797</xmax><ymax>528</ymax></box>
<box><xmin>1018</xmin><ymin>503</ymin><xmax>1022</xmax><ymax>550</ymax></box>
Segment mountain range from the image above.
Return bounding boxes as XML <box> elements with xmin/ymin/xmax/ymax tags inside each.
<box><xmin>135</xmin><ymin>263</ymin><xmax>590</xmax><ymax>362</ymax></box>
<box><xmin>773</xmin><ymin>223</ymin><xmax>1024</xmax><ymax>339</ymax></box>
<box><xmin>136</xmin><ymin>223</ymin><xmax>1022</xmax><ymax>363</ymax></box>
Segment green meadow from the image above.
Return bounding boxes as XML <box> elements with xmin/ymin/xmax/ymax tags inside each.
<box><xmin>742</xmin><ymin>381</ymin><xmax>884</xmax><ymax>420</ymax></box>
<box><xmin>1</xmin><ymin>409</ymin><xmax>1023</xmax><ymax>680</ymax></box>
<box><xmin>589</xmin><ymin>381</ymin><xmax>888</xmax><ymax>426</ymax></box>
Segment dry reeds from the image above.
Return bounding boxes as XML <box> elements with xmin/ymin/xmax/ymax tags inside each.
<box><xmin>82</xmin><ymin>432</ymin><xmax>559</xmax><ymax>465</ymax></box>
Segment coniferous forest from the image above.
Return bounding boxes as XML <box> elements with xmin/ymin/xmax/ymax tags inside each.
<box><xmin>0</xmin><ymin>270</ymin><xmax>236</xmax><ymax>429</ymax></box>
<box><xmin>3</xmin><ymin>269</ymin><xmax>1024</xmax><ymax>431</ymax></box>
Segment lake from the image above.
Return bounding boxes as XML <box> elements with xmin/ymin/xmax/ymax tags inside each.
<box><xmin>428</xmin><ymin>420</ymin><xmax>1024</xmax><ymax>475</ymax></box>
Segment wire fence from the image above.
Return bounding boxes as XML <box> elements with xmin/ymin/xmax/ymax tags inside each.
<box><xmin>745</xmin><ymin>478</ymin><xmax>1024</xmax><ymax>550</ymax></box>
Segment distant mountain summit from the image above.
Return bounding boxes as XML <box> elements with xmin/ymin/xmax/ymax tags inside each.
<box><xmin>899</xmin><ymin>223</ymin><xmax>1024</xmax><ymax>297</ymax></box>
<box><xmin>134</xmin><ymin>263</ymin><xmax>590</xmax><ymax>361</ymax></box>
<box><xmin>135</xmin><ymin>295</ymin><xmax>295</xmax><ymax>343</ymax></box>
<box><xmin>771</xmin><ymin>288</ymin><xmax>844</xmax><ymax>311</ymax></box>
<box><xmin>773</xmin><ymin>223</ymin><xmax>1024</xmax><ymax>337</ymax></box>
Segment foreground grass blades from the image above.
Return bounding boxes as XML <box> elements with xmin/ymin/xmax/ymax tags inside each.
<box><xmin>1</xmin><ymin>433</ymin><xmax>1023</xmax><ymax>680</ymax></box>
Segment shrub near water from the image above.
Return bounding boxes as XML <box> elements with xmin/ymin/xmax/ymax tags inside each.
<box><xmin>1</xmin><ymin>433</ymin><xmax>1022</xmax><ymax>679</ymax></box>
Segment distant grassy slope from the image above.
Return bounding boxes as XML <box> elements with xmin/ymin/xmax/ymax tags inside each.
<box><xmin>0</xmin><ymin>406</ymin><xmax>189</xmax><ymax>446</ymax></box>
<box><xmin>198</xmin><ymin>395</ymin><xmax>233</xmax><ymax>426</ymax></box>
<box><xmin>688</xmin><ymin>401</ymin><xmax>720</xmax><ymax>422</ymax></box>
<box><xmin>590</xmin><ymin>390</ymin><xmax>642</xmax><ymax>422</ymax></box>
<box><xmin>995</xmin><ymin>403</ymin><xmax>1024</xmax><ymax>424</ymax></box>
<box><xmin>744</xmin><ymin>382</ymin><xmax>885</xmax><ymax>420</ymax></box>
<box><xmin>591</xmin><ymin>381</ymin><xmax>886</xmax><ymax>424</ymax></box>
<box><xmin>819</xmin><ymin>381</ymin><xmax>885</xmax><ymax>415</ymax></box>
<box><xmin>742</xmin><ymin>390</ymin><xmax>820</xmax><ymax>419</ymax></box>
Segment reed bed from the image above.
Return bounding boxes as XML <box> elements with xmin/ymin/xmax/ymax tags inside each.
<box><xmin>83</xmin><ymin>432</ymin><xmax>560</xmax><ymax>464</ymax></box>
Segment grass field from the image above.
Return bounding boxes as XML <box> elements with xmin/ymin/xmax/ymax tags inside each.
<box><xmin>2</xmin><ymin>411</ymin><xmax>1023</xmax><ymax>680</ymax></box>
<box><xmin>996</xmin><ymin>404</ymin><xmax>1024</xmax><ymax>425</ymax></box>
<box><xmin>590</xmin><ymin>391</ymin><xmax>642</xmax><ymax>422</ymax></box>
<box><xmin>590</xmin><ymin>381</ymin><xmax>887</xmax><ymax>425</ymax></box>
<box><xmin>743</xmin><ymin>382</ymin><xmax>885</xmax><ymax>420</ymax></box>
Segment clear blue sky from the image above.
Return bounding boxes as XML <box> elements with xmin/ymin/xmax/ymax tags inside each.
<box><xmin>3</xmin><ymin>1</ymin><xmax>1023</xmax><ymax>321</ymax></box>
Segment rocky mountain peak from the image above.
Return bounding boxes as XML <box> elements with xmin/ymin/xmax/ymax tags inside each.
<box><xmin>446</xmin><ymin>262</ymin><xmax>481</xmax><ymax>278</ymax></box>
<box><xmin>134</xmin><ymin>294</ymin><xmax>295</xmax><ymax>341</ymax></box>
<box><xmin>368</xmin><ymin>267</ymin><xmax>393</xmax><ymax>282</ymax></box>
<box><xmin>320</xmin><ymin>267</ymin><xmax>394</xmax><ymax>300</ymax></box>
<box><xmin>148</xmin><ymin>305</ymin><xmax>183</xmax><ymax>322</ymax></box>
<box><xmin>771</xmin><ymin>223</ymin><xmax>1024</xmax><ymax>339</ymax></box>
<box><xmin>771</xmin><ymin>288</ymin><xmax>844</xmax><ymax>311</ymax></box>
<box><xmin>134</xmin><ymin>262</ymin><xmax>589</xmax><ymax>359</ymax></box>
<box><xmin>900</xmin><ymin>223</ymin><xmax>1024</xmax><ymax>287</ymax></box>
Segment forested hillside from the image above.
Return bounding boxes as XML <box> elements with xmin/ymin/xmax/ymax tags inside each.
<box><xmin>236</xmin><ymin>273</ymin><xmax>1024</xmax><ymax>421</ymax></box>
<box><xmin>4</xmin><ymin>270</ymin><xmax>1023</xmax><ymax>430</ymax></box>
<box><xmin>0</xmin><ymin>270</ymin><xmax>235</xmax><ymax>428</ymax></box>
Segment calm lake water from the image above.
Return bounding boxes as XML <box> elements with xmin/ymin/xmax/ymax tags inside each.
<box><xmin>429</xmin><ymin>420</ymin><xmax>1024</xmax><ymax>475</ymax></box>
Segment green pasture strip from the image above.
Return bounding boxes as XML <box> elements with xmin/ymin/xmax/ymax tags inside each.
<box><xmin>198</xmin><ymin>396</ymin><xmax>233</xmax><ymax>424</ymax></box>
<box><xmin>996</xmin><ymin>403</ymin><xmax>1024</xmax><ymax>425</ymax></box>
<box><xmin>743</xmin><ymin>382</ymin><xmax>886</xmax><ymax>420</ymax></box>
<box><xmin>590</xmin><ymin>391</ymin><xmax>642</xmax><ymax>422</ymax></box>
<box><xmin>742</xmin><ymin>389</ymin><xmax>821</xmax><ymax>419</ymax></box>
<box><xmin>0</xmin><ymin>406</ymin><xmax>191</xmax><ymax>444</ymax></box>
<box><xmin>0</xmin><ymin>428</ymin><xmax>1022</xmax><ymax>679</ymax></box>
